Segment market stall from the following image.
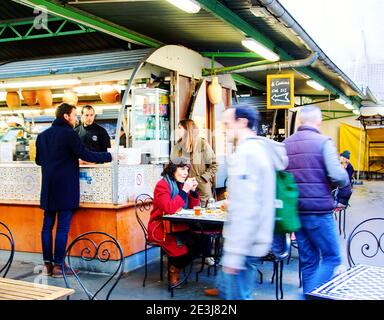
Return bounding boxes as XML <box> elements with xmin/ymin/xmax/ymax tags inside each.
<box><xmin>339</xmin><ymin>105</ymin><xmax>384</xmax><ymax>181</ymax></box>
<box><xmin>0</xmin><ymin>45</ymin><xmax>231</xmax><ymax>271</ymax></box>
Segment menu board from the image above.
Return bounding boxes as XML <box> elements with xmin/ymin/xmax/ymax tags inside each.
<box><xmin>267</xmin><ymin>74</ymin><xmax>294</xmax><ymax>109</ymax></box>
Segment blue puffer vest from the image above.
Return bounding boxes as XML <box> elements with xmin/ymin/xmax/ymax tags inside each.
<box><xmin>284</xmin><ymin>125</ymin><xmax>334</xmax><ymax>215</ymax></box>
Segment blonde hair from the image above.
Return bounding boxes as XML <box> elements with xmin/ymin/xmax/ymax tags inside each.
<box><xmin>178</xmin><ymin>119</ymin><xmax>198</xmax><ymax>153</ymax></box>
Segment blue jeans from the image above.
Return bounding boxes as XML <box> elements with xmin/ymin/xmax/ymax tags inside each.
<box><xmin>217</xmin><ymin>256</ymin><xmax>262</xmax><ymax>300</ymax></box>
<box><xmin>295</xmin><ymin>214</ymin><xmax>341</xmax><ymax>295</ymax></box>
<box><xmin>41</xmin><ymin>210</ymin><xmax>73</xmax><ymax>265</ymax></box>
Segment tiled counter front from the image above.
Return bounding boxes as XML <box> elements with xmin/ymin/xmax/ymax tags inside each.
<box><xmin>117</xmin><ymin>164</ymin><xmax>163</xmax><ymax>203</ymax></box>
<box><xmin>0</xmin><ymin>163</ymin><xmax>41</xmax><ymax>201</ymax></box>
<box><xmin>0</xmin><ymin>162</ymin><xmax>162</xmax><ymax>204</ymax></box>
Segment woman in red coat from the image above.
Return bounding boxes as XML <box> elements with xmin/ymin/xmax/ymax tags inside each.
<box><xmin>147</xmin><ymin>157</ymin><xmax>200</xmax><ymax>285</ymax></box>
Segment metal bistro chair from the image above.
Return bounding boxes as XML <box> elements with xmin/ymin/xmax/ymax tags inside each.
<box><xmin>0</xmin><ymin>221</ymin><xmax>15</xmax><ymax>278</ymax></box>
<box><xmin>346</xmin><ymin>217</ymin><xmax>384</xmax><ymax>267</ymax></box>
<box><xmin>333</xmin><ymin>204</ymin><xmax>351</xmax><ymax>239</ymax></box>
<box><xmin>194</xmin><ymin>188</ymin><xmax>223</xmax><ymax>282</ymax></box>
<box><xmin>260</xmin><ymin>233</ymin><xmax>291</xmax><ymax>300</ymax></box>
<box><xmin>194</xmin><ymin>226</ymin><xmax>223</xmax><ymax>282</ymax></box>
<box><xmin>63</xmin><ymin>231</ymin><xmax>125</xmax><ymax>300</ymax></box>
<box><xmin>332</xmin><ymin>187</ymin><xmax>351</xmax><ymax>239</ymax></box>
<box><xmin>134</xmin><ymin>193</ymin><xmax>165</xmax><ymax>287</ymax></box>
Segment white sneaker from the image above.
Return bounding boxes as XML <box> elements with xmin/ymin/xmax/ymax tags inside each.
<box><xmin>205</xmin><ymin>257</ymin><xmax>216</xmax><ymax>266</ymax></box>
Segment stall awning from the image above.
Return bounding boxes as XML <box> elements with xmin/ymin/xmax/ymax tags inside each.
<box><xmin>358</xmin><ymin>105</ymin><xmax>384</xmax><ymax>128</ymax></box>
<box><xmin>0</xmin><ymin>49</ymin><xmax>152</xmax><ymax>80</ymax></box>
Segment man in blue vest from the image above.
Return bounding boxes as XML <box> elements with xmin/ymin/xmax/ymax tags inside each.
<box><xmin>284</xmin><ymin>105</ymin><xmax>350</xmax><ymax>296</ymax></box>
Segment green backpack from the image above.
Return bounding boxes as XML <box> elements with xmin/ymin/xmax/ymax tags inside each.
<box><xmin>274</xmin><ymin>170</ymin><xmax>301</xmax><ymax>234</ymax></box>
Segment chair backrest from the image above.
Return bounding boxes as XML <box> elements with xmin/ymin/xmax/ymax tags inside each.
<box><xmin>265</xmin><ymin>233</ymin><xmax>292</xmax><ymax>261</ymax></box>
<box><xmin>346</xmin><ymin>217</ymin><xmax>384</xmax><ymax>267</ymax></box>
<box><xmin>134</xmin><ymin>193</ymin><xmax>154</xmax><ymax>239</ymax></box>
<box><xmin>63</xmin><ymin>231</ymin><xmax>125</xmax><ymax>300</ymax></box>
<box><xmin>0</xmin><ymin>221</ymin><xmax>15</xmax><ymax>278</ymax></box>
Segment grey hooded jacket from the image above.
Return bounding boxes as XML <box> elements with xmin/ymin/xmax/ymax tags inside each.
<box><xmin>221</xmin><ymin>136</ymin><xmax>288</xmax><ymax>270</ymax></box>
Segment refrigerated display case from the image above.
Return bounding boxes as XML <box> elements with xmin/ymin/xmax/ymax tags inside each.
<box><xmin>132</xmin><ymin>88</ymin><xmax>170</xmax><ymax>163</ymax></box>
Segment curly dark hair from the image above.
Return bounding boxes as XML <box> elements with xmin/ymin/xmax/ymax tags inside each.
<box><xmin>161</xmin><ymin>157</ymin><xmax>191</xmax><ymax>180</ymax></box>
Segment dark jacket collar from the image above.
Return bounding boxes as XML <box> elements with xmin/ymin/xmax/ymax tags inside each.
<box><xmin>52</xmin><ymin>117</ymin><xmax>73</xmax><ymax>128</ymax></box>
<box><xmin>82</xmin><ymin>122</ymin><xmax>97</xmax><ymax>130</ymax></box>
<box><xmin>298</xmin><ymin>125</ymin><xmax>320</xmax><ymax>134</ymax></box>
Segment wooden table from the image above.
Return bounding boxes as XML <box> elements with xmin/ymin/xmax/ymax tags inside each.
<box><xmin>0</xmin><ymin>278</ymin><xmax>75</xmax><ymax>300</ymax></box>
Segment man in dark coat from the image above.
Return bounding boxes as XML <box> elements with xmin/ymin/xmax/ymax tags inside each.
<box><xmin>35</xmin><ymin>103</ymin><xmax>112</xmax><ymax>277</ymax></box>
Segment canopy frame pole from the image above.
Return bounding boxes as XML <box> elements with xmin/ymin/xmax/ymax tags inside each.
<box><xmin>357</xmin><ymin>120</ymin><xmax>363</xmax><ymax>182</ymax></box>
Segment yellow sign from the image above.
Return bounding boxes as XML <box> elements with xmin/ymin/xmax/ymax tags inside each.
<box><xmin>267</xmin><ymin>74</ymin><xmax>294</xmax><ymax>109</ymax></box>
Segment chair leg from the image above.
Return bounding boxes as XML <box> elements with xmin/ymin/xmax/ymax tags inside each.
<box><xmin>343</xmin><ymin>209</ymin><xmax>346</xmax><ymax>239</ymax></box>
<box><xmin>279</xmin><ymin>260</ymin><xmax>284</xmax><ymax>299</ymax></box>
<box><xmin>287</xmin><ymin>241</ymin><xmax>292</xmax><ymax>265</ymax></box>
<box><xmin>167</xmin><ymin>263</ymin><xmax>174</xmax><ymax>298</ymax></box>
<box><xmin>257</xmin><ymin>268</ymin><xmax>263</xmax><ymax>284</ymax></box>
<box><xmin>206</xmin><ymin>236</ymin><xmax>214</xmax><ymax>277</ymax></box>
<box><xmin>338</xmin><ymin>211</ymin><xmax>342</xmax><ymax>235</ymax></box>
<box><xmin>274</xmin><ymin>262</ymin><xmax>279</xmax><ymax>300</ymax></box>
<box><xmin>298</xmin><ymin>259</ymin><xmax>302</xmax><ymax>288</ymax></box>
<box><xmin>160</xmin><ymin>248</ymin><xmax>164</xmax><ymax>281</ymax></box>
<box><xmin>213</xmin><ymin>236</ymin><xmax>220</xmax><ymax>276</ymax></box>
<box><xmin>195</xmin><ymin>253</ymin><xmax>205</xmax><ymax>282</ymax></box>
<box><xmin>271</xmin><ymin>264</ymin><xmax>276</xmax><ymax>284</ymax></box>
<box><xmin>143</xmin><ymin>243</ymin><xmax>148</xmax><ymax>287</ymax></box>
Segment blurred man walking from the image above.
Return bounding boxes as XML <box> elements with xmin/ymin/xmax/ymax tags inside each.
<box><xmin>284</xmin><ymin>105</ymin><xmax>350</xmax><ymax>295</ymax></box>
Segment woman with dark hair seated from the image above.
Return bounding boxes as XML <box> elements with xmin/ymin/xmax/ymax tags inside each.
<box><xmin>147</xmin><ymin>157</ymin><xmax>200</xmax><ymax>286</ymax></box>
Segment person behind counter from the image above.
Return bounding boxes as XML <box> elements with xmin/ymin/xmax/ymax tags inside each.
<box><xmin>35</xmin><ymin>103</ymin><xmax>113</xmax><ymax>278</ymax></box>
<box><xmin>147</xmin><ymin>157</ymin><xmax>200</xmax><ymax>286</ymax></box>
<box><xmin>171</xmin><ymin>119</ymin><xmax>218</xmax><ymax>207</ymax></box>
<box><xmin>74</xmin><ymin>105</ymin><xmax>111</xmax><ymax>152</ymax></box>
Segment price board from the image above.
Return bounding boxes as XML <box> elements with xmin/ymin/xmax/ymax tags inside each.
<box><xmin>267</xmin><ymin>74</ymin><xmax>294</xmax><ymax>109</ymax></box>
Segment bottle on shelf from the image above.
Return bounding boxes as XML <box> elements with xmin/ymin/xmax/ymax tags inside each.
<box><xmin>146</xmin><ymin>116</ymin><xmax>156</xmax><ymax>140</ymax></box>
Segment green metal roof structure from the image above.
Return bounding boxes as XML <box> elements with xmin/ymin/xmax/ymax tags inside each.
<box><xmin>4</xmin><ymin>0</ymin><xmax>368</xmax><ymax>113</ymax></box>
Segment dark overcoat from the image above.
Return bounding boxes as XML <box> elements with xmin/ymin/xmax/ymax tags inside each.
<box><xmin>35</xmin><ymin>118</ymin><xmax>112</xmax><ymax>211</ymax></box>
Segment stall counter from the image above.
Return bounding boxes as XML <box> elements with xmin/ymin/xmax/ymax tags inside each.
<box><xmin>0</xmin><ymin>162</ymin><xmax>163</xmax><ymax>264</ymax></box>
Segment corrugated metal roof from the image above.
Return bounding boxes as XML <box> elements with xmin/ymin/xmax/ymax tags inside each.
<box><xmin>0</xmin><ymin>32</ymin><xmax>133</xmax><ymax>63</ymax></box>
<box><xmin>71</xmin><ymin>1</ymin><xmax>245</xmax><ymax>52</ymax></box>
<box><xmin>2</xmin><ymin>0</ymin><xmax>363</xmax><ymax>100</ymax></box>
<box><xmin>0</xmin><ymin>48</ymin><xmax>152</xmax><ymax>79</ymax></box>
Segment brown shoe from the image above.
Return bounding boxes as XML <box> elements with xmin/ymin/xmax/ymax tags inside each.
<box><xmin>204</xmin><ymin>288</ymin><xmax>219</xmax><ymax>296</ymax></box>
<box><xmin>52</xmin><ymin>264</ymin><xmax>80</xmax><ymax>278</ymax></box>
<box><xmin>42</xmin><ymin>263</ymin><xmax>53</xmax><ymax>276</ymax></box>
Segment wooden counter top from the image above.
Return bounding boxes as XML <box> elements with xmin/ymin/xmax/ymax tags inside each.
<box><xmin>0</xmin><ymin>199</ymin><xmax>135</xmax><ymax>209</ymax></box>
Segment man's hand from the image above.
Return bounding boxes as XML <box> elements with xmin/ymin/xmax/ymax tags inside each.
<box><xmin>79</xmin><ymin>159</ymin><xmax>95</xmax><ymax>165</ymax></box>
<box><xmin>220</xmin><ymin>200</ymin><xmax>228</xmax><ymax>211</ymax></box>
<box><xmin>110</xmin><ymin>153</ymin><xmax>123</xmax><ymax>161</ymax></box>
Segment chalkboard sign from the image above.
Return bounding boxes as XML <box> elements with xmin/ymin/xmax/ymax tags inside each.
<box><xmin>267</xmin><ymin>74</ymin><xmax>294</xmax><ymax>109</ymax></box>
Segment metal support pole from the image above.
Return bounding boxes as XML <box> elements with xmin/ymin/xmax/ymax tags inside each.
<box><xmin>356</xmin><ymin>121</ymin><xmax>364</xmax><ymax>185</ymax></box>
<box><xmin>112</xmin><ymin>60</ymin><xmax>146</xmax><ymax>204</ymax></box>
